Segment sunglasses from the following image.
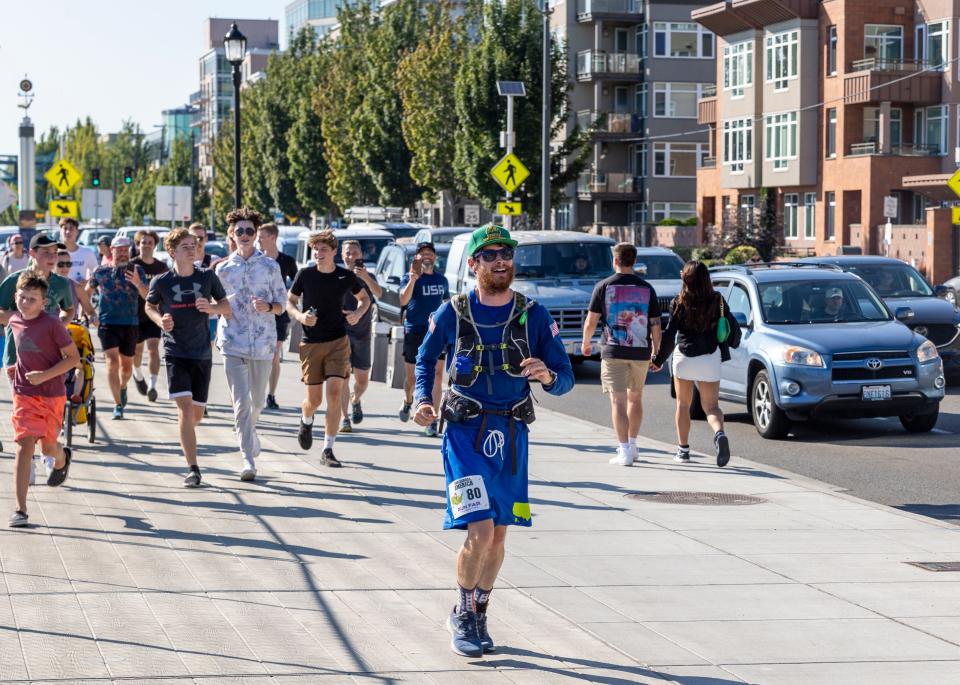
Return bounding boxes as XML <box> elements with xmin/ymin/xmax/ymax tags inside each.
<box><xmin>476</xmin><ymin>247</ymin><xmax>514</xmax><ymax>263</ymax></box>
<box><xmin>57</xmin><ymin>261</ymin><xmax>73</xmax><ymax>268</ymax></box>
<box><xmin>234</xmin><ymin>226</ymin><xmax>256</xmax><ymax>237</ymax></box>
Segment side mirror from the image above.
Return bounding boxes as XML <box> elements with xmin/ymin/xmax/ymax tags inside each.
<box><xmin>934</xmin><ymin>284</ymin><xmax>949</xmax><ymax>298</ymax></box>
<box><xmin>733</xmin><ymin>311</ymin><xmax>750</xmax><ymax>327</ymax></box>
<box><xmin>895</xmin><ymin>306</ymin><xmax>915</xmax><ymax>321</ymax></box>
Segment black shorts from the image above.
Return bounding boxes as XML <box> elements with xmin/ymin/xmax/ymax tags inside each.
<box><xmin>347</xmin><ymin>332</ymin><xmax>372</xmax><ymax>371</ymax></box>
<box><xmin>276</xmin><ymin>313</ymin><xmax>290</xmax><ymax>343</ymax></box>
<box><xmin>166</xmin><ymin>356</ymin><xmax>213</xmax><ymax>404</ymax></box>
<box><xmin>402</xmin><ymin>329</ymin><xmax>445</xmax><ymax>365</ymax></box>
<box><xmin>137</xmin><ymin>318</ymin><xmax>162</xmax><ymax>343</ymax></box>
<box><xmin>98</xmin><ymin>324</ymin><xmax>138</xmax><ymax>357</ymax></box>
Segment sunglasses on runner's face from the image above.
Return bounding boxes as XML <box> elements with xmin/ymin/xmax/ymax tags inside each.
<box><xmin>57</xmin><ymin>261</ymin><xmax>73</xmax><ymax>268</ymax></box>
<box><xmin>233</xmin><ymin>226</ymin><xmax>256</xmax><ymax>237</ymax></box>
<box><xmin>476</xmin><ymin>247</ymin><xmax>514</xmax><ymax>263</ymax></box>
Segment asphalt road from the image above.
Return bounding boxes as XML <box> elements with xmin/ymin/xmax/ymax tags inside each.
<box><xmin>538</xmin><ymin>360</ymin><xmax>960</xmax><ymax>525</ymax></box>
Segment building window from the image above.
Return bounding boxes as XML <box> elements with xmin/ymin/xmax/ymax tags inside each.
<box><xmin>765</xmin><ymin>30</ymin><xmax>799</xmax><ymax>90</ymax></box>
<box><xmin>784</xmin><ymin>193</ymin><xmax>799</xmax><ymax>239</ymax></box>
<box><xmin>723</xmin><ymin>118</ymin><xmax>752</xmax><ymax>172</ymax></box>
<box><xmin>723</xmin><ymin>40</ymin><xmax>753</xmax><ymax>97</ymax></box>
<box><xmin>614</xmin><ymin>86</ymin><xmax>629</xmax><ymax>113</ymax></box>
<box><xmin>913</xmin><ymin>195</ymin><xmax>927</xmax><ymax>223</ymax></box>
<box><xmin>555</xmin><ymin>203</ymin><xmax>572</xmax><ymax>231</ymax></box>
<box><xmin>636</xmin><ymin>83</ymin><xmax>647</xmax><ymax>118</ymax></box>
<box><xmin>864</xmin><ymin>25</ymin><xmax>903</xmax><ymax>66</ymax></box>
<box><xmin>739</xmin><ymin>195</ymin><xmax>756</xmax><ymax>225</ymax></box>
<box><xmin>653</xmin><ymin>83</ymin><xmax>709</xmax><ymax>118</ymax></box>
<box><xmin>826</xmin><ymin>108</ymin><xmax>837</xmax><ymax>158</ymax></box>
<box><xmin>765</xmin><ymin>112</ymin><xmax>798</xmax><ymax>170</ymax></box>
<box><xmin>804</xmin><ymin>192</ymin><xmax>816</xmax><ymax>238</ymax></box>
<box><xmin>652</xmin><ymin>202</ymin><xmax>696</xmax><ymax>222</ymax></box>
<box><xmin>654</xmin><ymin>22</ymin><xmax>714</xmax><ymax>59</ymax></box>
<box><xmin>653</xmin><ymin>142</ymin><xmax>702</xmax><ymax>177</ymax></box>
<box><xmin>827</xmin><ymin>25</ymin><xmax>837</xmax><ymax>75</ymax></box>
<box><xmin>923</xmin><ymin>20</ymin><xmax>950</xmax><ymax>68</ymax></box>
<box><xmin>633</xmin><ymin>143</ymin><xmax>647</xmax><ymax>178</ymax></box>
<box><xmin>637</xmin><ymin>25</ymin><xmax>647</xmax><ymax>58</ymax></box>
<box><xmin>863</xmin><ymin>107</ymin><xmax>902</xmax><ymax>146</ymax></box>
<box><xmin>926</xmin><ymin>105</ymin><xmax>948</xmax><ymax>154</ymax></box>
<box><xmin>631</xmin><ymin>202</ymin><xmax>648</xmax><ymax>225</ymax></box>
<box><xmin>825</xmin><ymin>191</ymin><xmax>836</xmax><ymax>240</ymax></box>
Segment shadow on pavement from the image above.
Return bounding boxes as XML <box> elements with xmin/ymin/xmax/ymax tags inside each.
<box><xmin>895</xmin><ymin>503</ymin><xmax>960</xmax><ymax>522</ymax></box>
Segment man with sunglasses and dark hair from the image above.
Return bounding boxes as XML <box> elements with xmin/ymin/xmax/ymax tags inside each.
<box><xmin>413</xmin><ymin>224</ymin><xmax>574</xmax><ymax>658</ymax></box>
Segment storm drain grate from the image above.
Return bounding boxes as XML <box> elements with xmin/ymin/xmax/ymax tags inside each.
<box><xmin>905</xmin><ymin>562</ymin><xmax>960</xmax><ymax>572</ymax></box>
<box><xmin>624</xmin><ymin>491</ymin><xmax>767</xmax><ymax>506</ymax></box>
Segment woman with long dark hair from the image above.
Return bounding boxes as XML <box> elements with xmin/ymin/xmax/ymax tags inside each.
<box><xmin>652</xmin><ymin>260</ymin><xmax>739</xmax><ymax>466</ymax></box>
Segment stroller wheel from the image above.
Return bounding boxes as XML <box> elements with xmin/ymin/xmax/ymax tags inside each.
<box><xmin>88</xmin><ymin>397</ymin><xmax>97</xmax><ymax>443</ymax></box>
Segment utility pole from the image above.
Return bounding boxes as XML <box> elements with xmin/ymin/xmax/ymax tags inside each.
<box><xmin>541</xmin><ymin>0</ymin><xmax>552</xmax><ymax>230</ymax></box>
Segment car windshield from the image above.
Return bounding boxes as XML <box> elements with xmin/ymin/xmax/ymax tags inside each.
<box><xmin>514</xmin><ymin>242</ymin><xmax>612</xmax><ymax>279</ymax></box>
<box><xmin>334</xmin><ymin>238</ymin><xmax>392</xmax><ymax>265</ymax></box>
<box><xmin>429</xmin><ymin>232</ymin><xmax>466</xmax><ymax>245</ymax></box>
<box><xmin>842</xmin><ymin>263</ymin><xmax>934</xmax><ymax>298</ymax></box>
<box><xmin>380</xmin><ymin>225</ymin><xmax>421</xmax><ymax>239</ymax></box>
<box><xmin>759</xmin><ymin>280</ymin><xmax>891</xmax><ymax>324</ymax></box>
<box><xmin>406</xmin><ymin>250</ymin><xmax>448</xmax><ymax>274</ymax></box>
<box><xmin>635</xmin><ymin>255</ymin><xmax>683</xmax><ymax>280</ymax></box>
<box><xmin>205</xmin><ymin>242</ymin><xmax>228</xmax><ymax>258</ymax></box>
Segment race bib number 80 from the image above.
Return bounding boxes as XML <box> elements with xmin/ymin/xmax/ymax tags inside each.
<box><xmin>448</xmin><ymin>475</ymin><xmax>490</xmax><ymax>519</ymax></box>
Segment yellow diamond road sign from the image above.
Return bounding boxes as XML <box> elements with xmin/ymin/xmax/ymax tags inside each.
<box><xmin>44</xmin><ymin>160</ymin><xmax>82</xmax><ymax>194</ymax></box>
<box><xmin>50</xmin><ymin>199</ymin><xmax>79</xmax><ymax>218</ymax></box>
<box><xmin>948</xmin><ymin>168</ymin><xmax>960</xmax><ymax>199</ymax></box>
<box><xmin>953</xmin><ymin>207</ymin><xmax>960</xmax><ymax>225</ymax></box>
<box><xmin>490</xmin><ymin>153</ymin><xmax>529</xmax><ymax>194</ymax></box>
<box><xmin>497</xmin><ymin>201</ymin><xmax>522</xmax><ymax>216</ymax></box>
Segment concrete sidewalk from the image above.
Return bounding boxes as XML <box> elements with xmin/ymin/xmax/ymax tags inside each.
<box><xmin>1</xmin><ymin>354</ymin><xmax>960</xmax><ymax>684</ymax></box>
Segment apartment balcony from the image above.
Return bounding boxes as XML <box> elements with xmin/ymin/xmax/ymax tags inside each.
<box><xmin>848</xmin><ymin>141</ymin><xmax>940</xmax><ymax>157</ymax></box>
<box><xmin>577</xmin><ymin>171</ymin><xmax>642</xmax><ymax>200</ymax></box>
<box><xmin>575</xmin><ymin>0</ymin><xmax>642</xmax><ymax>23</ymax></box>
<box><xmin>576</xmin><ymin>110</ymin><xmax>642</xmax><ymax>138</ymax></box>
<box><xmin>844</xmin><ymin>59</ymin><xmax>942</xmax><ymax>105</ymax></box>
<box><xmin>576</xmin><ymin>50</ymin><xmax>642</xmax><ymax>82</ymax></box>
<box><xmin>698</xmin><ymin>86</ymin><xmax>717</xmax><ymax>125</ymax></box>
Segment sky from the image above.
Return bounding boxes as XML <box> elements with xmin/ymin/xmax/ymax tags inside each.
<box><xmin>1</xmin><ymin>0</ymin><xmax>289</xmax><ymax>156</ymax></box>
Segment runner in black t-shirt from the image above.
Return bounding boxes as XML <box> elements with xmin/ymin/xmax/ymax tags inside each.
<box><xmin>257</xmin><ymin>223</ymin><xmax>299</xmax><ymax>410</ymax></box>
<box><xmin>581</xmin><ymin>243</ymin><xmax>661</xmax><ymax>466</ymax></box>
<box><xmin>286</xmin><ymin>230</ymin><xmax>368</xmax><ymax>467</ymax></box>
<box><xmin>131</xmin><ymin>229</ymin><xmax>169</xmax><ymax>402</ymax></box>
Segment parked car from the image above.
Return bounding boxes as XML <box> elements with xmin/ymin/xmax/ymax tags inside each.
<box><xmin>800</xmin><ymin>256</ymin><xmax>960</xmax><ymax>380</ymax></box>
<box><xmin>634</xmin><ymin>247</ymin><xmax>685</xmax><ymax>324</ymax></box>
<box><xmin>704</xmin><ymin>263</ymin><xmax>945</xmax><ymax>439</ymax></box>
<box><xmin>348</xmin><ymin>221</ymin><xmax>426</xmax><ymax>241</ymax></box>
<box><xmin>77</xmin><ymin>227</ymin><xmax>118</xmax><ymax>250</ymax></box>
<box><xmin>939</xmin><ymin>273</ymin><xmax>960</xmax><ymax>306</ymax></box>
<box><xmin>295</xmin><ymin>228</ymin><xmax>395</xmax><ymax>269</ymax></box>
<box><xmin>272</xmin><ymin>226</ymin><xmax>303</xmax><ymax>262</ymax></box>
<box><xmin>372</xmin><ymin>242</ymin><xmax>451</xmax><ymax>326</ymax></box>
<box><xmin>444</xmin><ymin>230</ymin><xmax>616</xmax><ymax>359</ymax></box>
<box><xmin>412</xmin><ymin>226</ymin><xmax>473</xmax><ymax>245</ymax></box>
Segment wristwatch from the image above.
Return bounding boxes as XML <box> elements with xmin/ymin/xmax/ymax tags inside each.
<box><xmin>542</xmin><ymin>369</ymin><xmax>557</xmax><ymax>388</ymax></box>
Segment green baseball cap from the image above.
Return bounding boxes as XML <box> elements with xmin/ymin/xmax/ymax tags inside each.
<box><xmin>466</xmin><ymin>223</ymin><xmax>518</xmax><ymax>256</ymax></box>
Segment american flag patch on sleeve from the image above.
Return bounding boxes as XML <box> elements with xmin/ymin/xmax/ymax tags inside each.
<box><xmin>550</xmin><ymin>321</ymin><xmax>559</xmax><ymax>337</ymax></box>
<box><xmin>428</xmin><ymin>315</ymin><xmax>436</xmax><ymax>333</ymax></box>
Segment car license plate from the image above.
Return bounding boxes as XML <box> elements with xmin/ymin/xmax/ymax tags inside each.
<box><xmin>861</xmin><ymin>385</ymin><xmax>891</xmax><ymax>401</ymax></box>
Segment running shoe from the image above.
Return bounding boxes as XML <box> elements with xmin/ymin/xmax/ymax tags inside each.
<box><xmin>321</xmin><ymin>448</ymin><xmax>342</xmax><ymax>468</ymax></box>
<box><xmin>609</xmin><ymin>446</ymin><xmax>634</xmax><ymax>466</ymax></box>
<box><xmin>240</xmin><ymin>457</ymin><xmax>256</xmax><ymax>482</ymax></box>
<box><xmin>715</xmin><ymin>432</ymin><xmax>731</xmax><ymax>468</ymax></box>
<box><xmin>147</xmin><ymin>387</ymin><xmax>158</xmax><ymax>402</ymax></box>
<box><xmin>352</xmin><ymin>402</ymin><xmax>363</xmax><ymax>424</ymax></box>
<box><xmin>398</xmin><ymin>401</ymin><xmax>411</xmax><ymax>422</ymax></box>
<box><xmin>265</xmin><ymin>394</ymin><xmax>280</xmax><ymax>410</ymax></box>
<box><xmin>120</xmin><ymin>388</ymin><xmax>128</xmax><ymax>408</ymax></box>
<box><xmin>424</xmin><ymin>421</ymin><xmax>439</xmax><ymax>438</ymax></box>
<box><xmin>340</xmin><ymin>418</ymin><xmax>352</xmax><ymax>433</ymax></box>
<box><xmin>47</xmin><ymin>448</ymin><xmax>71</xmax><ymax>487</ymax></box>
<box><xmin>183</xmin><ymin>467</ymin><xmax>202</xmax><ymax>488</ymax></box>
<box><xmin>476</xmin><ymin>613</ymin><xmax>495</xmax><ymax>654</ymax></box>
<box><xmin>134</xmin><ymin>376</ymin><xmax>148</xmax><ymax>396</ymax></box>
<box><xmin>447</xmin><ymin>607</ymin><xmax>483</xmax><ymax>658</ymax></box>
<box><xmin>298</xmin><ymin>420</ymin><xmax>313</xmax><ymax>450</ymax></box>
<box><xmin>8</xmin><ymin>511</ymin><xmax>28</xmax><ymax>528</ymax></box>
<box><xmin>674</xmin><ymin>447</ymin><xmax>691</xmax><ymax>463</ymax></box>
<box><xmin>112</xmin><ymin>405</ymin><xmax>123</xmax><ymax>420</ymax></box>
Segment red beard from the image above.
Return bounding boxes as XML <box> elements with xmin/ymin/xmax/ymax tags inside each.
<box><xmin>477</xmin><ymin>264</ymin><xmax>514</xmax><ymax>293</ymax></box>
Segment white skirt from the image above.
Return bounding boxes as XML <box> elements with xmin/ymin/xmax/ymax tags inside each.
<box><xmin>672</xmin><ymin>348</ymin><xmax>721</xmax><ymax>382</ymax></box>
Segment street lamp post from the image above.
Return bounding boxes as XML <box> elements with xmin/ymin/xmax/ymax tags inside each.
<box><xmin>541</xmin><ymin>0</ymin><xmax>553</xmax><ymax>230</ymax></box>
<box><xmin>224</xmin><ymin>22</ymin><xmax>247</xmax><ymax>209</ymax></box>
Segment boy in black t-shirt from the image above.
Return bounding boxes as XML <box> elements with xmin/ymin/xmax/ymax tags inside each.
<box><xmin>286</xmin><ymin>230</ymin><xmax>368</xmax><ymax>467</ymax></box>
<box><xmin>581</xmin><ymin>243</ymin><xmax>661</xmax><ymax>466</ymax></box>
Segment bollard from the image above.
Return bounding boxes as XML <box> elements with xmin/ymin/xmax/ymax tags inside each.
<box><xmin>386</xmin><ymin>326</ymin><xmax>406</xmax><ymax>390</ymax></box>
<box><xmin>370</xmin><ymin>321</ymin><xmax>390</xmax><ymax>383</ymax></box>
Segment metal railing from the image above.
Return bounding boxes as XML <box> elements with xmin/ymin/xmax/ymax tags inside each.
<box><xmin>576</xmin><ymin>110</ymin><xmax>642</xmax><ymax>134</ymax></box>
<box><xmin>576</xmin><ymin>50</ymin><xmax>642</xmax><ymax>78</ymax></box>
<box><xmin>848</xmin><ymin>141</ymin><xmax>940</xmax><ymax>156</ymax></box>
<box><xmin>577</xmin><ymin>171</ymin><xmax>639</xmax><ymax>194</ymax></box>
<box><xmin>850</xmin><ymin>58</ymin><xmax>939</xmax><ymax>72</ymax></box>
<box><xmin>576</xmin><ymin>0</ymin><xmax>642</xmax><ymax>15</ymax></box>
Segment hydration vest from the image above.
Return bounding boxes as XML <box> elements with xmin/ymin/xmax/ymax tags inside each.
<box><xmin>451</xmin><ymin>291</ymin><xmax>534</xmax><ymax>387</ymax></box>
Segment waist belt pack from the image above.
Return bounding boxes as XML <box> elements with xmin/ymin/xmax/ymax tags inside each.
<box><xmin>441</xmin><ymin>390</ymin><xmax>536</xmax><ymax>475</ymax></box>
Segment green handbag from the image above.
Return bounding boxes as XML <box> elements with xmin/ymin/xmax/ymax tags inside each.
<box><xmin>717</xmin><ymin>298</ymin><xmax>731</xmax><ymax>343</ymax></box>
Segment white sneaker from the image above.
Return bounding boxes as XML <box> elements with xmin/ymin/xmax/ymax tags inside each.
<box><xmin>240</xmin><ymin>457</ymin><xmax>256</xmax><ymax>482</ymax></box>
<box><xmin>608</xmin><ymin>446</ymin><xmax>634</xmax><ymax>466</ymax></box>
<box><xmin>629</xmin><ymin>444</ymin><xmax>639</xmax><ymax>463</ymax></box>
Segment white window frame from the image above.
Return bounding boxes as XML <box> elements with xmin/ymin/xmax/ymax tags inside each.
<box><xmin>652</xmin><ymin>142</ymin><xmax>704</xmax><ymax>177</ymax></box>
<box><xmin>863</xmin><ymin>106</ymin><xmax>902</xmax><ymax>147</ymax></box>
<box><xmin>765</xmin><ymin>30</ymin><xmax>799</xmax><ymax>90</ymax></box>
<box><xmin>925</xmin><ymin>104</ymin><xmax>949</xmax><ymax>154</ymax></box>
<box><xmin>765</xmin><ymin>111</ymin><xmax>798</xmax><ymax>170</ymax></box>
<box><xmin>652</xmin><ymin>202</ymin><xmax>696</xmax><ymax>223</ymax></box>
<box><xmin>826</xmin><ymin>108</ymin><xmax>837</xmax><ymax>158</ymax></box>
<box><xmin>827</xmin><ymin>25</ymin><xmax>837</xmax><ymax>75</ymax></box>
<box><xmin>784</xmin><ymin>193</ymin><xmax>799</xmax><ymax>239</ymax></box>
<box><xmin>722</xmin><ymin>117</ymin><xmax>753</xmax><ymax>173</ymax></box>
<box><xmin>723</xmin><ymin>40</ymin><xmax>754</xmax><ymax>97</ymax></box>
<box><xmin>654</xmin><ymin>22</ymin><xmax>714</xmax><ymax>59</ymax></box>
<box><xmin>637</xmin><ymin>25</ymin><xmax>648</xmax><ymax>58</ymax></box>
<box><xmin>864</xmin><ymin>24</ymin><xmax>903</xmax><ymax>66</ymax></box>
<box><xmin>653</xmin><ymin>82</ymin><xmax>709</xmax><ymax>118</ymax></box>
<box><xmin>803</xmin><ymin>192</ymin><xmax>816</xmax><ymax>238</ymax></box>
<box><xmin>924</xmin><ymin>20</ymin><xmax>950</xmax><ymax>68</ymax></box>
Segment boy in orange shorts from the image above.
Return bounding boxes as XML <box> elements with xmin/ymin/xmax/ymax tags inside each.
<box><xmin>7</xmin><ymin>272</ymin><xmax>79</xmax><ymax>527</ymax></box>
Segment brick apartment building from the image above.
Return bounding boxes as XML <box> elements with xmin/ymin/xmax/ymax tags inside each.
<box><xmin>693</xmin><ymin>0</ymin><xmax>960</xmax><ymax>277</ymax></box>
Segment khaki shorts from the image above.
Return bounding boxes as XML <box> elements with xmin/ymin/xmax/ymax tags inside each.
<box><xmin>300</xmin><ymin>336</ymin><xmax>351</xmax><ymax>385</ymax></box>
<box><xmin>601</xmin><ymin>358</ymin><xmax>650</xmax><ymax>394</ymax></box>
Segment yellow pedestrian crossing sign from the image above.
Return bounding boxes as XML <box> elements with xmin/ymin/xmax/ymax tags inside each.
<box><xmin>49</xmin><ymin>199</ymin><xmax>79</xmax><ymax>218</ymax></box>
<box><xmin>497</xmin><ymin>201</ymin><xmax>522</xmax><ymax>216</ymax></box>
<box><xmin>490</xmin><ymin>153</ymin><xmax>529</xmax><ymax>193</ymax></box>
<box><xmin>44</xmin><ymin>160</ymin><xmax>82</xmax><ymax>194</ymax></box>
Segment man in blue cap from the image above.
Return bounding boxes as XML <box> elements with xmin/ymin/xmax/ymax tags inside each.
<box><xmin>414</xmin><ymin>224</ymin><xmax>574</xmax><ymax>658</ymax></box>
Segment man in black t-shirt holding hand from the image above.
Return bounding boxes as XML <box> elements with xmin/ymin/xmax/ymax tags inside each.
<box><xmin>581</xmin><ymin>243</ymin><xmax>661</xmax><ymax>466</ymax></box>
<box><xmin>287</xmin><ymin>230</ymin><xmax>369</xmax><ymax>467</ymax></box>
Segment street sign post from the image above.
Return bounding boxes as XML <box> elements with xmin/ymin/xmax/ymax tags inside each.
<box><xmin>464</xmin><ymin>204</ymin><xmax>480</xmax><ymax>226</ymax></box>
<box><xmin>49</xmin><ymin>199</ymin><xmax>79</xmax><ymax>218</ymax></box>
<box><xmin>496</xmin><ymin>201</ymin><xmax>522</xmax><ymax>216</ymax></box>
<box><xmin>81</xmin><ymin>188</ymin><xmax>113</xmax><ymax>222</ymax></box>
<box><xmin>155</xmin><ymin>185</ymin><xmax>192</xmax><ymax>226</ymax></box>
<box><xmin>43</xmin><ymin>159</ymin><xmax>81</xmax><ymax>195</ymax></box>
<box><xmin>883</xmin><ymin>195</ymin><xmax>898</xmax><ymax>219</ymax></box>
<box><xmin>0</xmin><ymin>183</ymin><xmax>17</xmax><ymax>214</ymax></box>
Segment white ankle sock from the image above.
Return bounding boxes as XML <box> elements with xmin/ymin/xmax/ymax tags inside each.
<box><xmin>132</xmin><ymin>368</ymin><xmax>143</xmax><ymax>381</ymax></box>
<box><xmin>149</xmin><ymin>374</ymin><xmax>158</xmax><ymax>390</ymax></box>
<box><xmin>324</xmin><ymin>435</ymin><xmax>336</xmax><ymax>450</ymax></box>
<box><xmin>628</xmin><ymin>437</ymin><xmax>636</xmax><ymax>446</ymax></box>
<box><xmin>301</xmin><ymin>413</ymin><xmax>314</xmax><ymax>425</ymax></box>
<box><xmin>618</xmin><ymin>442</ymin><xmax>630</xmax><ymax>451</ymax></box>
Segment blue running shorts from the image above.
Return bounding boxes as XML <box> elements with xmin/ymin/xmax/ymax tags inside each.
<box><xmin>442</xmin><ymin>412</ymin><xmax>531</xmax><ymax>530</ymax></box>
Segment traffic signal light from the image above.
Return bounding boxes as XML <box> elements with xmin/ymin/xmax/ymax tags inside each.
<box><xmin>91</xmin><ymin>168</ymin><xmax>100</xmax><ymax>187</ymax></box>
<box><xmin>123</xmin><ymin>166</ymin><xmax>133</xmax><ymax>184</ymax></box>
